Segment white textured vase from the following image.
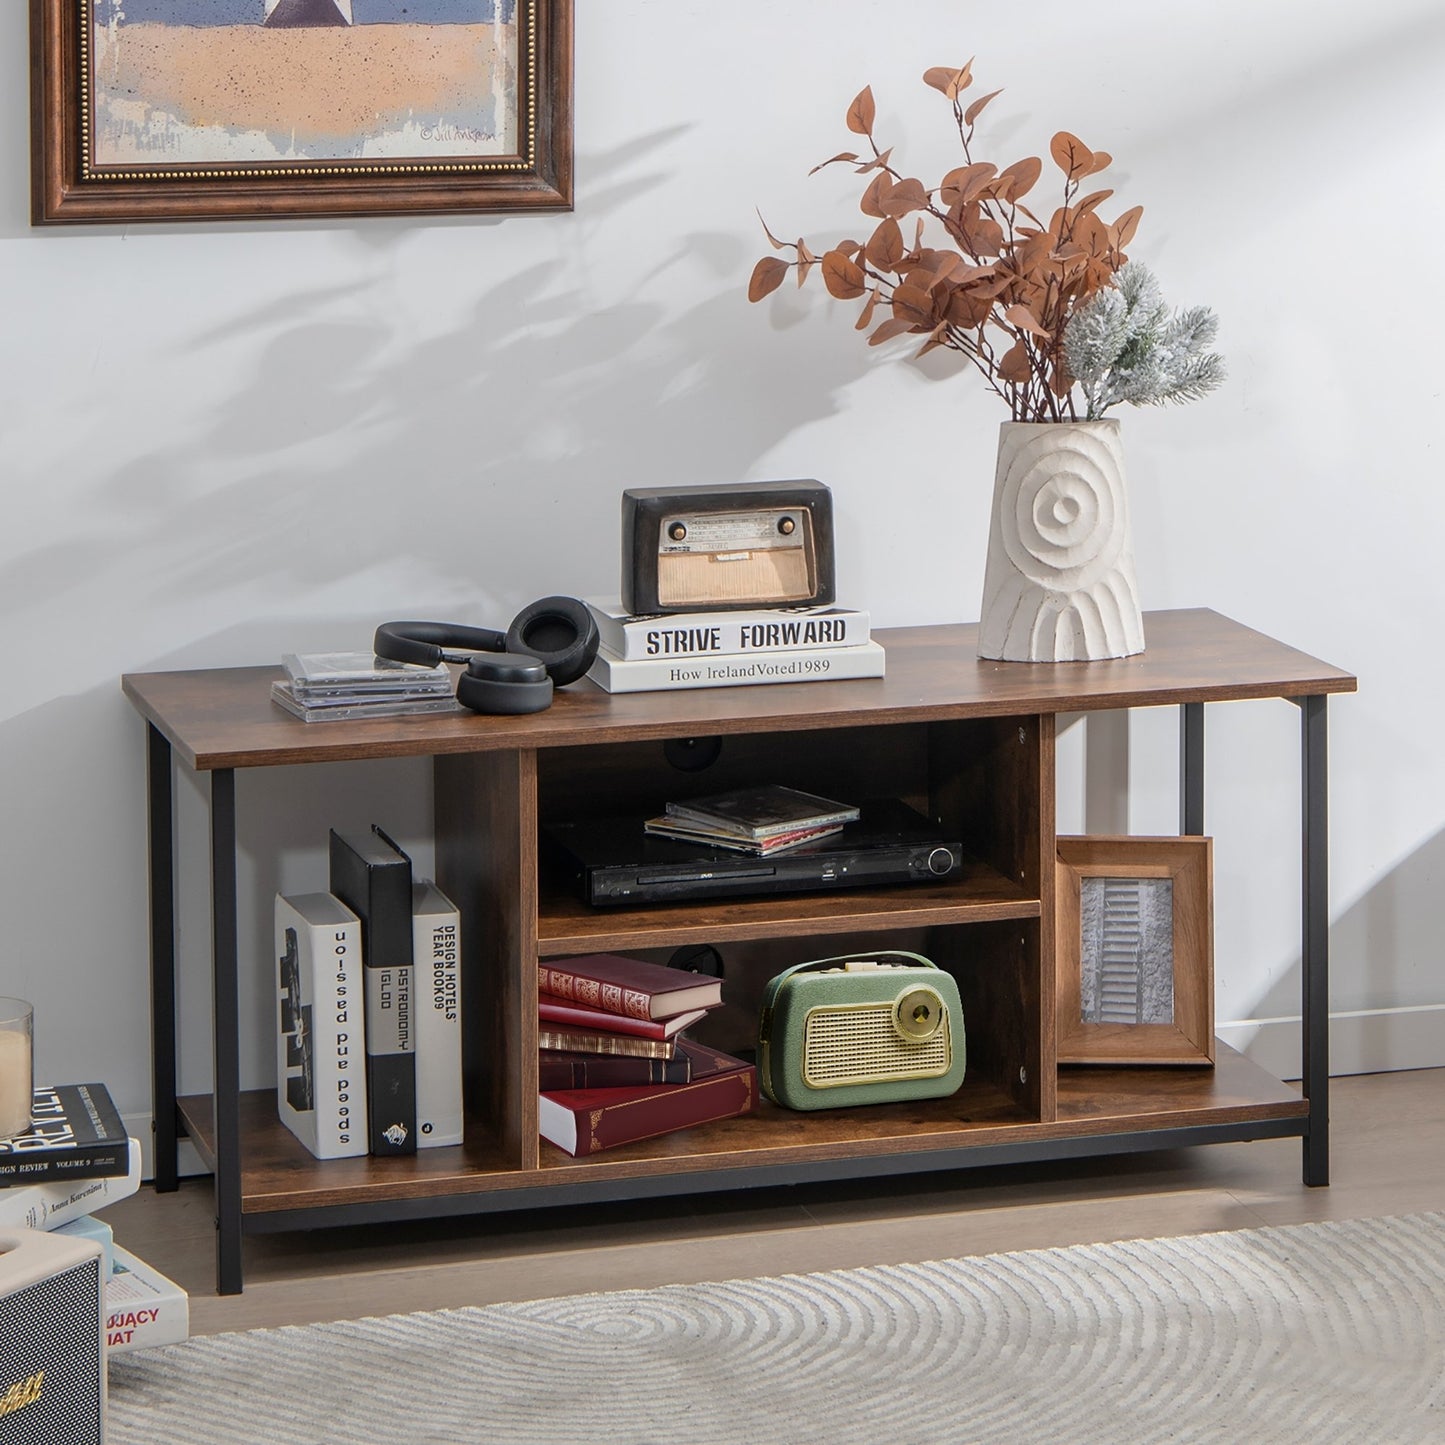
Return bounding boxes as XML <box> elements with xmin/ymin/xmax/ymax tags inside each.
<box><xmin>977</xmin><ymin>419</ymin><xmax>1146</xmax><ymax>662</ymax></box>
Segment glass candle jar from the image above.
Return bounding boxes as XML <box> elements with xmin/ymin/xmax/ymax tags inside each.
<box><xmin>0</xmin><ymin>998</ymin><xmax>34</xmax><ymax>1141</ymax></box>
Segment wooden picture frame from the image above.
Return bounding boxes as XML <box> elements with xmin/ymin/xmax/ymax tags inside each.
<box><xmin>1055</xmin><ymin>836</ymin><xmax>1214</xmax><ymax>1066</ymax></box>
<box><xmin>30</xmin><ymin>0</ymin><xmax>572</xmax><ymax>225</ymax></box>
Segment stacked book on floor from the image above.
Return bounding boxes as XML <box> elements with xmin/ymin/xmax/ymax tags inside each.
<box><xmin>537</xmin><ymin>953</ymin><xmax>757</xmax><ymax>1156</ymax></box>
<box><xmin>583</xmin><ymin>599</ymin><xmax>883</xmax><ymax>693</ymax></box>
<box><xmin>275</xmin><ymin>825</ymin><xmax>463</xmax><ymax>1162</ymax></box>
<box><xmin>272</xmin><ymin>651</ymin><xmax>461</xmax><ymax>723</ymax></box>
<box><xmin>0</xmin><ymin>1081</ymin><xmax>188</xmax><ymax>1353</ymax></box>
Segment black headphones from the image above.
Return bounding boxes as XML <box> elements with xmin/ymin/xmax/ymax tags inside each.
<box><xmin>373</xmin><ymin>596</ymin><xmax>600</xmax><ymax>716</ymax></box>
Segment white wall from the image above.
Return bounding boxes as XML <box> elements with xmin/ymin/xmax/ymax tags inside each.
<box><xmin>2</xmin><ymin>0</ymin><xmax>1442</xmax><ymax>1133</ymax></box>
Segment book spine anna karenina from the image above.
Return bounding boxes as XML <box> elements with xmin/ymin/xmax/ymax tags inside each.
<box><xmin>329</xmin><ymin>827</ymin><xmax>417</xmax><ymax>1156</ymax></box>
<box><xmin>585</xmin><ymin>639</ymin><xmax>885</xmax><ymax>694</ymax></box>
<box><xmin>585</xmin><ymin>601</ymin><xmax>871</xmax><ymax>662</ymax></box>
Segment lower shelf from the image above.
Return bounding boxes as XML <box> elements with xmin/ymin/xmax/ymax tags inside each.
<box><xmin>177</xmin><ymin>1043</ymin><xmax>1307</xmax><ymax>1224</ymax></box>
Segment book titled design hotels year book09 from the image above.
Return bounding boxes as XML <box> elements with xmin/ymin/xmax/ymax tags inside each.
<box><xmin>329</xmin><ymin>826</ymin><xmax>417</xmax><ymax>1156</ymax></box>
<box><xmin>584</xmin><ymin>599</ymin><xmax>871</xmax><ymax>662</ymax></box>
<box><xmin>586</xmin><ymin>639</ymin><xmax>885</xmax><ymax>694</ymax></box>
<box><xmin>413</xmin><ymin>880</ymin><xmax>463</xmax><ymax>1149</ymax></box>
<box><xmin>0</xmin><ymin>1083</ymin><xmax>130</xmax><ymax>1184</ymax></box>
<box><xmin>539</xmin><ymin>1041</ymin><xmax>757</xmax><ymax>1157</ymax></box>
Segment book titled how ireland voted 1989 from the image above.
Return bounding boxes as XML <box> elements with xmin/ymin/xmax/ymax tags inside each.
<box><xmin>586</xmin><ymin>639</ymin><xmax>885</xmax><ymax>694</ymax></box>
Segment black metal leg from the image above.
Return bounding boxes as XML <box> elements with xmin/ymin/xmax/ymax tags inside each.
<box><xmin>147</xmin><ymin>726</ymin><xmax>180</xmax><ymax>1194</ymax></box>
<box><xmin>210</xmin><ymin>768</ymin><xmax>244</xmax><ymax>1294</ymax></box>
<box><xmin>1299</xmin><ymin>695</ymin><xmax>1330</xmax><ymax>1186</ymax></box>
<box><xmin>1180</xmin><ymin>702</ymin><xmax>1205</xmax><ymax>835</ymax></box>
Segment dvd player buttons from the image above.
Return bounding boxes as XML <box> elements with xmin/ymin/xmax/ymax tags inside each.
<box><xmin>927</xmin><ymin>847</ymin><xmax>955</xmax><ymax>876</ymax></box>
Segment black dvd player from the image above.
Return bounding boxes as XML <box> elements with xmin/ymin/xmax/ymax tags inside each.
<box><xmin>544</xmin><ymin>799</ymin><xmax>963</xmax><ymax>907</ymax></box>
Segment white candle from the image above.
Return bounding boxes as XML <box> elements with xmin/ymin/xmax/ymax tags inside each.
<box><xmin>0</xmin><ymin>1020</ymin><xmax>33</xmax><ymax>1141</ymax></box>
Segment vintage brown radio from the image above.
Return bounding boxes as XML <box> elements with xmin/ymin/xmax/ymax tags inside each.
<box><xmin>621</xmin><ymin>480</ymin><xmax>836</xmax><ymax>615</ymax></box>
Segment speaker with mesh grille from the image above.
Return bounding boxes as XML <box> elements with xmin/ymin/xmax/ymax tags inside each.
<box><xmin>0</xmin><ymin>1228</ymin><xmax>105</xmax><ymax>1444</ymax></box>
<box><xmin>757</xmin><ymin>951</ymin><xmax>966</xmax><ymax>1110</ymax></box>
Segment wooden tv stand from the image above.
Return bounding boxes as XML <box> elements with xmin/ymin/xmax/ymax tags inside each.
<box><xmin>123</xmin><ymin>609</ymin><xmax>1356</xmax><ymax>1295</ymax></box>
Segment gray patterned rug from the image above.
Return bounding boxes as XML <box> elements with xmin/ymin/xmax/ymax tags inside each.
<box><xmin>108</xmin><ymin>1212</ymin><xmax>1445</xmax><ymax>1444</ymax></box>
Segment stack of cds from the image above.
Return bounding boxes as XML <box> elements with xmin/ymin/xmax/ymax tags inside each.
<box><xmin>271</xmin><ymin>653</ymin><xmax>460</xmax><ymax>723</ymax></box>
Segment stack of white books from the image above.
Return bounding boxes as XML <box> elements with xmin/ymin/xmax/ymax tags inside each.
<box><xmin>583</xmin><ymin>599</ymin><xmax>883</xmax><ymax>694</ymax></box>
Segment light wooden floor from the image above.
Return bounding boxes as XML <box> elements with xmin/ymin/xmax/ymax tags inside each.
<box><xmin>101</xmin><ymin>1069</ymin><xmax>1444</xmax><ymax>1336</ymax></box>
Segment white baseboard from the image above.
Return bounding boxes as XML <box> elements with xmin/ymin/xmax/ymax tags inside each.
<box><xmin>120</xmin><ymin>1011</ymin><xmax>1443</xmax><ymax>1183</ymax></box>
<box><xmin>1218</xmin><ymin>1004</ymin><xmax>1445</xmax><ymax>1082</ymax></box>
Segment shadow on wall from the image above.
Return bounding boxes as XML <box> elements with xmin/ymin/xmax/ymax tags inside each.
<box><xmin>0</xmin><ymin>159</ymin><xmax>882</xmax><ymax>630</ymax></box>
<box><xmin>1227</xmin><ymin>825</ymin><xmax>1445</xmax><ymax>1079</ymax></box>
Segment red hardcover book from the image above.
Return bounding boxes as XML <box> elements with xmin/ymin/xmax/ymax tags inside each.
<box><xmin>538</xmin><ymin>1049</ymin><xmax>691</xmax><ymax>1090</ymax></box>
<box><xmin>537</xmin><ymin>953</ymin><xmax>722</xmax><ymax>1022</ymax></box>
<box><xmin>537</xmin><ymin>1025</ymin><xmax>677</xmax><ymax>1060</ymax></box>
<box><xmin>538</xmin><ymin>994</ymin><xmax>709</xmax><ymax>1039</ymax></box>
<box><xmin>538</xmin><ymin>1042</ymin><xmax>757</xmax><ymax>1157</ymax></box>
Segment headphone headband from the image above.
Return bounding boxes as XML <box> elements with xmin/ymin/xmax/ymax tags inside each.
<box><xmin>372</xmin><ymin>620</ymin><xmax>507</xmax><ymax>669</ymax></box>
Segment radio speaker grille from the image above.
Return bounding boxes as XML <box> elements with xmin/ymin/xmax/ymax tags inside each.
<box><xmin>803</xmin><ymin>1004</ymin><xmax>951</xmax><ymax>1087</ymax></box>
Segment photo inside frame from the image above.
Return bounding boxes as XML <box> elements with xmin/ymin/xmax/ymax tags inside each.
<box><xmin>89</xmin><ymin>0</ymin><xmax>520</xmax><ymax>167</ymax></box>
<box><xmin>1079</xmin><ymin>876</ymin><xmax>1175</xmax><ymax>1026</ymax></box>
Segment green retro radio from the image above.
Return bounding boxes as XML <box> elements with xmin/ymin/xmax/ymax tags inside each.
<box><xmin>757</xmin><ymin>951</ymin><xmax>966</xmax><ymax>1110</ymax></box>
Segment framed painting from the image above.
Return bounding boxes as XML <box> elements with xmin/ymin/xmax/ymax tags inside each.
<box><xmin>30</xmin><ymin>0</ymin><xmax>572</xmax><ymax>224</ymax></box>
<box><xmin>1055</xmin><ymin>836</ymin><xmax>1214</xmax><ymax>1067</ymax></box>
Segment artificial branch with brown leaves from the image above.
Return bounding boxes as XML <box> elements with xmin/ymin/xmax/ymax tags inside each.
<box><xmin>749</xmin><ymin>61</ymin><xmax>1144</xmax><ymax>423</ymax></box>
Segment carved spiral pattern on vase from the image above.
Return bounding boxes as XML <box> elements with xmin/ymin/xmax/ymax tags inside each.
<box><xmin>978</xmin><ymin>420</ymin><xmax>1145</xmax><ymax>662</ymax></box>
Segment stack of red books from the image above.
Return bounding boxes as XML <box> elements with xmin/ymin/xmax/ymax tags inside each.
<box><xmin>536</xmin><ymin>953</ymin><xmax>756</xmax><ymax>1156</ymax></box>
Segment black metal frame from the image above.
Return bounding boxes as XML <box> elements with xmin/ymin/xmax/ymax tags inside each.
<box><xmin>147</xmin><ymin>697</ymin><xmax>1333</xmax><ymax>1296</ymax></box>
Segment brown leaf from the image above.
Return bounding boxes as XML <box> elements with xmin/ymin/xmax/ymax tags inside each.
<box><xmin>1049</xmin><ymin>131</ymin><xmax>1094</xmax><ymax>181</ymax></box>
<box><xmin>1112</xmin><ymin>204</ymin><xmax>1143</xmax><ymax>248</ymax></box>
<box><xmin>995</xmin><ymin>156</ymin><xmax>1043</xmax><ymax>203</ymax></box>
<box><xmin>855</xmin><ymin>288</ymin><xmax>882</xmax><ymax>330</ymax></box>
<box><xmin>891</xmin><ymin>283</ymin><xmax>936</xmax><ymax>326</ymax></box>
<box><xmin>1073</xmin><ymin>189</ymin><xmax>1114</xmax><ymax>217</ymax></box>
<box><xmin>846</xmin><ymin>86</ymin><xmax>876</xmax><ymax>136</ymax></box>
<box><xmin>998</xmin><ymin>339</ymin><xmax>1033</xmax><ymax>383</ymax></box>
<box><xmin>964</xmin><ymin>88</ymin><xmax>1003</xmax><ymax>126</ymax></box>
<box><xmin>865</xmin><ymin>216</ymin><xmax>906</xmax><ymax>271</ymax></box>
<box><xmin>946</xmin><ymin>287</ymin><xmax>993</xmax><ymax>328</ymax></box>
<box><xmin>859</xmin><ymin>171</ymin><xmax>890</xmax><ymax>219</ymax></box>
<box><xmin>880</xmin><ymin>177</ymin><xmax>930</xmax><ymax>218</ymax></box>
<box><xmin>748</xmin><ymin>256</ymin><xmax>789</xmax><ymax>303</ymax></box>
<box><xmin>1087</xmin><ymin>150</ymin><xmax>1113</xmax><ymax>176</ymax></box>
<box><xmin>939</xmin><ymin>161</ymin><xmax>998</xmax><ymax>208</ymax></box>
<box><xmin>1003</xmin><ymin>303</ymin><xmax>1049</xmax><ymax>338</ymax></box>
<box><xmin>808</xmin><ymin>151</ymin><xmax>861</xmax><ymax>176</ymax></box>
<box><xmin>922</xmin><ymin>63</ymin><xmax>973</xmax><ymax>100</ymax></box>
<box><xmin>757</xmin><ymin>211</ymin><xmax>789</xmax><ymax>251</ymax></box>
<box><xmin>855</xmin><ymin>147</ymin><xmax>894</xmax><ymax>174</ymax></box>
<box><xmin>868</xmin><ymin>317</ymin><xmax>915</xmax><ymax>346</ymax></box>
<box><xmin>797</xmin><ymin>239</ymin><xmax>816</xmax><ymax>264</ymax></box>
<box><xmin>822</xmin><ymin>250</ymin><xmax>868</xmax><ymax>300</ymax></box>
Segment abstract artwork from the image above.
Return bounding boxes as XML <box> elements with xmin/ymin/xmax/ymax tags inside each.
<box><xmin>30</xmin><ymin>0</ymin><xmax>573</xmax><ymax>222</ymax></box>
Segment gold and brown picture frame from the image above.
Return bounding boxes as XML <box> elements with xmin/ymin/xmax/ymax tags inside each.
<box><xmin>1055</xmin><ymin>836</ymin><xmax>1214</xmax><ymax>1067</ymax></box>
<box><xmin>30</xmin><ymin>0</ymin><xmax>573</xmax><ymax>224</ymax></box>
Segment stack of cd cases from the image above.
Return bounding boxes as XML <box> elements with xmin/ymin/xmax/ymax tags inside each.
<box><xmin>271</xmin><ymin>653</ymin><xmax>460</xmax><ymax>723</ymax></box>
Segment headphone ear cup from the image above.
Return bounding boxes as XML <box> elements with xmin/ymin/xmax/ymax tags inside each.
<box><xmin>455</xmin><ymin>657</ymin><xmax>554</xmax><ymax>716</ymax></box>
<box><xmin>505</xmin><ymin>596</ymin><xmax>599</xmax><ymax>686</ymax></box>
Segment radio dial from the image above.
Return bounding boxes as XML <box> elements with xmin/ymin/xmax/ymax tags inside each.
<box><xmin>926</xmin><ymin>847</ymin><xmax>954</xmax><ymax>876</ymax></box>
